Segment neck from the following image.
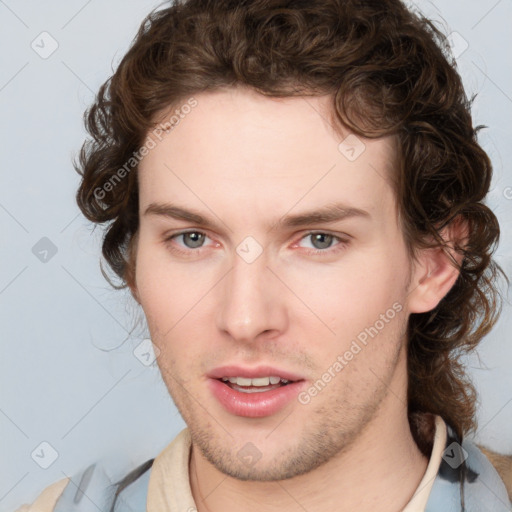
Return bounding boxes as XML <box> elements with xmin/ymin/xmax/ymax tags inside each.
<box><xmin>190</xmin><ymin>372</ymin><xmax>429</xmax><ymax>512</ymax></box>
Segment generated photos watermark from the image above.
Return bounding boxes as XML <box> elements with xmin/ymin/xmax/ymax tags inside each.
<box><xmin>93</xmin><ymin>97</ymin><xmax>198</xmax><ymax>201</ymax></box>
<box><xmin>298</xmin><ymin>301</ymin><xmax>403</xmax><ymax>405</ymax></box>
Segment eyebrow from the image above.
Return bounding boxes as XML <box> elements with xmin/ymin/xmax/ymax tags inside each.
<box><xmin>143</xmin><ymin>202</ymin><xmax>371</xmax><ymax>231</ymax></box>
<box><xmin>275</xmin><ymin>203</ymin><xmax>371</xmax><ymax>228</ymax></box>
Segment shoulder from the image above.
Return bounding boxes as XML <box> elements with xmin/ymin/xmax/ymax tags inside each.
<box><xmin>13</xmin><ymin>478</ymin><xmax>69</xmax><ymax>512</ymax></box>
<box><xmin>428</xmin><ymin>422</ymin><xmax>512</xmax><ymax>511</ymax></box>
<box><xmin>462</xmin><ymin>440</ymin><xmax>512</xmax><ymax>510</ymax></box>
<box><xmin>12</xmin><ymin>458</ymin><xmax>154</xmax><ymax>512</ymax></box>
<box><xmin>479</xmin><ymin>445</ymin><xmax>512</xmax><ymax>503</ymax></box>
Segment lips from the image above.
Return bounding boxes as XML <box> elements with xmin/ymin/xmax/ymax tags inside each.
<box><xmin>207</xmin><ymin>365</ymin><xmax>306</xmax><ymax>418</ymax></box>
<box><xmin>208</xmin><ymin>365</ymin><xmax>304</xmax><ymax>382</ymax></box>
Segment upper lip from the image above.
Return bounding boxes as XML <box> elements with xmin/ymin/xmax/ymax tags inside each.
<box><xmin>208</xmin><ymin>365</ymin><xmax>304</xmax><ymax>382</ymax></box>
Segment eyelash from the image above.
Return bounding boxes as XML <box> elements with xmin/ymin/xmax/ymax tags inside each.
<box><xmin>163</xmin><ymin>230</ymin><xmax>349</xmax><ymax>257</ymax></box>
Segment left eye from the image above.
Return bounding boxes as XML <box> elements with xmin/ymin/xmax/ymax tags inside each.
<box><xmin>298</xmin><ymin>233</ymin><xmax>341</xmax><ymax>251</ymax></box>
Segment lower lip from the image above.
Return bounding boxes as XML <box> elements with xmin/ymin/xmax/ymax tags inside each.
<box><xmin>209</xmin><ymin>379</ymin><xmax>306</xmax><ymax>418</ymax></box>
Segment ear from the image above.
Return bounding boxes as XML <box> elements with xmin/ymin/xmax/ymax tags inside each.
<box><xmin>128</xmin><ymin>279</ymin><xmax>141</xmax><ymax>304</ymax></box>
<box><xmin>125</xmin><ymin>232</ymin><xmax>140</xmax><ymax>304</ymax></box>
<box><xmin>407</xmin><ymin>215</ymin><xmax>468</xmax><ymax>314</ymax></box>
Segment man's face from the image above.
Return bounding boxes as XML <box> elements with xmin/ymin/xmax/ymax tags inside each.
<box><xmin>135</xmin><ymin>87</ymin><xmax>417</xmax><ymax>480</ymax></box>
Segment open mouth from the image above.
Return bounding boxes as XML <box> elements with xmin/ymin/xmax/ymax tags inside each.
<box><xmin>218</xmin><ymin>376</ymin><xmax>294</xmax><ymax>393</ymax></box>
<box><xmin>209</xmin><ymin>372</ymin><xmax>307</xmax><ymax>417</ymax></box>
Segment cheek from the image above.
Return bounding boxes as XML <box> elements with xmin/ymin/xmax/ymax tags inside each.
<box><xmin>135</xmin><ymin>242</ymin><xmax>185</xmax><ymax>333</ymax></box>
<box><xmin>281</xmin><ymin>248</ymin><xmax>409</xmax><ymax>336</ymax></box>
<box><xmin>134</xmin><ymin>240</ymin><xmax>218</xmax><ymax>353</ymax></box>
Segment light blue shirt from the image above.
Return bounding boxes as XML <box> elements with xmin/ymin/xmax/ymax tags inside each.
<box><xmin>52</xmin><ymin>421</ymin><xmax>511</xmax><ymax>512</ymax></box>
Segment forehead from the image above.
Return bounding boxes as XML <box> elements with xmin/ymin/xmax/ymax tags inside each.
<box><xmin>138</xmin><ymin>87</ymin><xmax>399</xmax><ymax>229</ymax></box>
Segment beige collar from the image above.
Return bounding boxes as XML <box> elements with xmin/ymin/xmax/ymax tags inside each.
<box><xmin>402</xmin><ymin>415</ymin><xmax>447</xmax><ymax>511</ymax></box>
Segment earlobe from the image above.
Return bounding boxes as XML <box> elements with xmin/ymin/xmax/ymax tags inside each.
<box><xmin>130</xmin><ymin>283</ymin><xmax>141</xmax><ymax>304</ymax></box>
<box><xmin>125</xmin><ymin>233</ymin><xmax>140</xmax><ymax>304</ymax></box>
<box><xmin>126</xmin><ymin>266</ymin><xmax>141</xmax><ymax>304</ymax></box>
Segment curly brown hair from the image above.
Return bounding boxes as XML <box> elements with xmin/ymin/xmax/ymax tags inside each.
<box><xmin>75</xmin><ymin>0</ymin><xmax>506</xmax><ymax>442</ymax></box>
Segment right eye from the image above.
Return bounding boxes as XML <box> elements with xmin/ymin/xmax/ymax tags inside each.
<box><xmin>163</xmin><ymin>230</ymin><xmax>219</xmax><ymax>256</ymax></box>
<box><xmin>171</xmin><ymin>231</ymin><xmax>208</xmax><ymax>249</ymax></box>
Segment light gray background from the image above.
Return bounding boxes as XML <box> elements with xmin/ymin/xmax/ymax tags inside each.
<box><xmin>1</xmin><ymin>0</ymin><xmax>511</xmax><ymax>510</ymax></box>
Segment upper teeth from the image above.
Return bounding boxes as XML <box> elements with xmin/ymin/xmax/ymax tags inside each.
<box><xmin>221</xmin><ymin>376</ymin><xmax>289</xmax><ymax>386</ymax></box>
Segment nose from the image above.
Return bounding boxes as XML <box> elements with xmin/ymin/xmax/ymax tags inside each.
<box><xmin>215</xmin><ymin>250</ymin><xmax>288</xmax><ymax>344</ymax></box>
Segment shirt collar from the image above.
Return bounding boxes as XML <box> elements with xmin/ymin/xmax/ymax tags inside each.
<box><xmin>147</xmin><ymin>415</ymin><xmax>448</xmax><ymax>512</ymax></box>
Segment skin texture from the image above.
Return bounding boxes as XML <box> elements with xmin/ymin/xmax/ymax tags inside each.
<box><xmin>133</xmin><ymin>86</ymin><xmax>462</xmax><ymax>512</ymax></box>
